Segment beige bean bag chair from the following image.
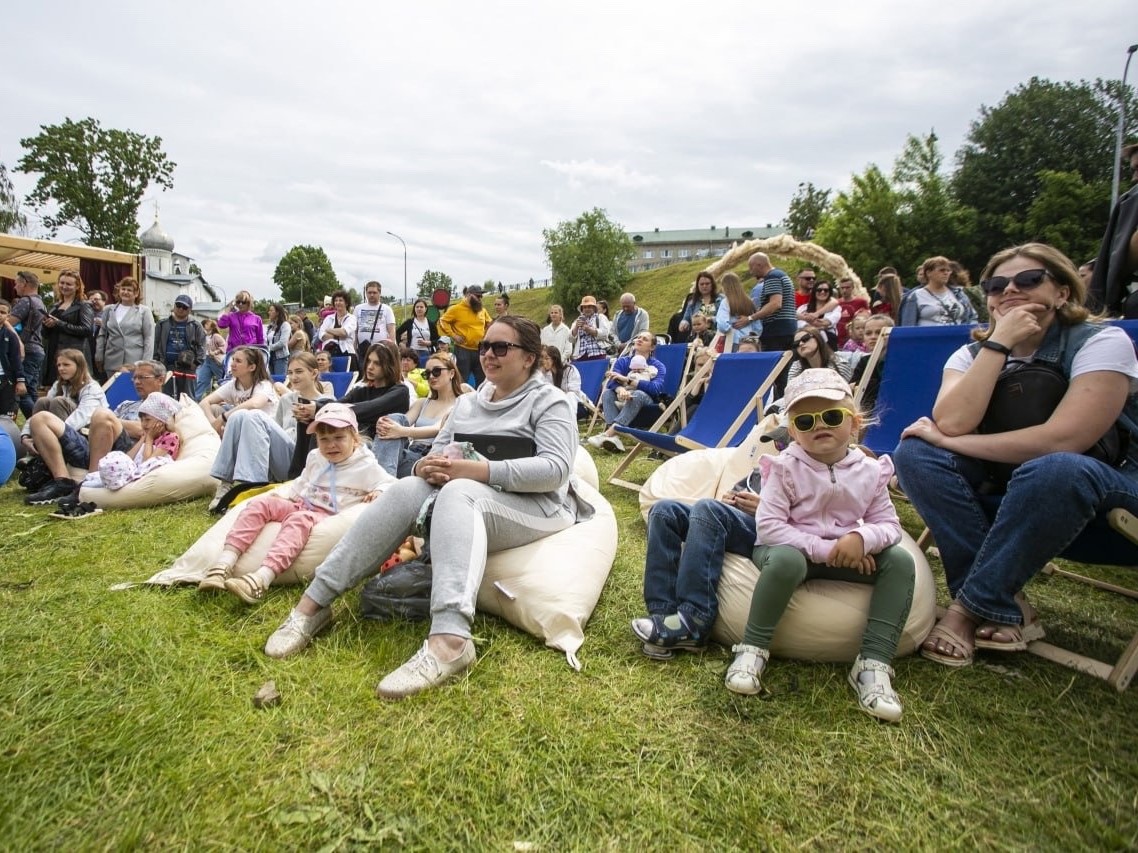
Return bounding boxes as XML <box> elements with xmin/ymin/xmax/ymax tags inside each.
<box><xmin>147</xmin><ymin>448</ymin><xmax>617</xmax><ymax>668</ymax></box>
<box><xmin>75</xmin><ymin>395</ymin><xmax>221</xmax><ymax>509</ymax></box>
<box><xmin>638</xmin><ymin>420</ymin><xmax>936</xmax><ymax>661</ymax></box>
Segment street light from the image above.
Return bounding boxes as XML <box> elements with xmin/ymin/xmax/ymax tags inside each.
<box><xmin>386</xmin><ymin>231</ymin><xmax>407</xmax><ymax>308</ymax></box>
<box><xmin>1111</xmin><ymin>44</ymin><xmax>1138</xmax><ymax>211</ymax></box>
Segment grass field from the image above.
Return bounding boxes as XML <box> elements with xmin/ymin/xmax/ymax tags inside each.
<box><xmin>2</xmin><ymin>438</ymin><xmax>1138</xmax><ymax>850</ymax></box>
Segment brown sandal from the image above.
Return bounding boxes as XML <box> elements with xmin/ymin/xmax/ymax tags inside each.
<box><xmin>920</xmin><ymin>603</ymin><xmax>975</xmax><ymax>668</ymax></box>
<box><xmin>974</xmin><ymin>596</ymin><xmax>1045</xmax><ymax>652</ymax></box>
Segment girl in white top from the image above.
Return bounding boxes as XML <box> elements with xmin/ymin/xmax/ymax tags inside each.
<box><xmin>540</xmin><ymin>305</ymin><xmax>573</xmax><ymax>360</ymax></box>
<box><xmin>199</xmin><ymin>346</ymin><xmax>278</xmax><ymax>435</ymax></box>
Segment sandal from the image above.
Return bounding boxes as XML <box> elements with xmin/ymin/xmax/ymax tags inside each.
<box><xmin>848</xmin><ymin>656</ymin><xmax>903</xmax><ymax>723</ymax></box>
<box><xmin>920</xmin><ymin>603</ymin><xmax>975</xmax><ymax>668</ymax></box>
<box><xmin>725</xmin><ymin>644</ymin><xmax>769</xmax><ymax>695</ymax></box>
<box><xmin>631</xmin><ymin>614</ymin><xmax>705</xmax><ymax>660</ymax></box>
<box><xmin>197</xmin><ymin>561</ymin><xmax>233</xmax><ymax>592</ymax></box>
<box><xmin>224</xmin><ymin>573</ymin><xmax>269</xmax><ymax>605</ymax></box>
<box><xmin>973</xmin><ymin>594</ymin><xmax>1045</xmax><ymax>651</ymax></box>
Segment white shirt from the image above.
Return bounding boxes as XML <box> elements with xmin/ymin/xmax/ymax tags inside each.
<box><xmin>354</xmin><ymin>302</ymin><xmax>396</xmax><ymax>345</ymax></box>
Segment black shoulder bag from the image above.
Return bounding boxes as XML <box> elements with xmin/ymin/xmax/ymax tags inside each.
<box><xmin>978</xmin><ymin>358</ymin><xmax>1127</xmax><ymax>490</ymax></box>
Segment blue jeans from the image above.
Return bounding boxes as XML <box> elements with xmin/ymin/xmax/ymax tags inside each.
<box><xmin>17</xmin><ymin>350</ymin><xmax>44</xmax><ymax>419</ymax></box>
<box><xmin>893</xmin><ymin>437</ymin><xmax>1138</xmax><ymax>625</ymax></box>
<box><xmin>210</xmin><ymin>410</ymin><xmax>296</xmax><ymax>483</ymax></box>
<box><xmin>643</xmin><ymin>498</ymin><xmax>757</xmax><ymax>635</ymax></box>
<box><xmin>602</xmin><ymin>387</ymin><xmax>654</xmax><ymax>428</ymax></box>
<box><xmin>195</xmin><ymin>358</ymin><xmax>224</xmax><ymax>400</ymax></box>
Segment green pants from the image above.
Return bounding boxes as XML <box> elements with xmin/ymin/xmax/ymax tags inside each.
<box><xmin>743</xmin><ymin>543</ymin><xmax>915</xmax><ymax>663</ymax></box>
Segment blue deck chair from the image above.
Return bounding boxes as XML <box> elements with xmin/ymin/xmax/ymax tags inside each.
<box><xmin>860</xmin><ymin>325</ymin><xmax>976</xmax><ymax>456</ymax></box>
<box><xmin>320</xmin><ymin>371</ymin><xmax>356</xmax><ymax>398</ymax></box>
<box><xmin>102</xmin><ymin>371</ymin><xmax>137</xmax><ymax>410</ymax></box>
<box><xmin>271</xmin><ymin>374</ymin><xmax>285</xmax><ymax>384</ymax></box>
<box><xmin>607</xmin><ymin>350</ymin><xmax>792</xmax><ymax>491</ymax></box>
<box><xmin>583</xmin><ymin>343</ymin><xmax>695</xmax><ymax>435</ymax></box>
<box><xmin>573</xmin><ymin>358</ymin><xmax>610</xmax><ymax>418</ymax></box>
<box><xmin>330</xmin><ymin>355</ymin><xmax>351</xmax><ymax>372</ymax></box>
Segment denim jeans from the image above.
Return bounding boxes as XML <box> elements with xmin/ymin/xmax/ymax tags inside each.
<box><xmin>210</xmin><ymin>410</ymin><xmax>295</xmax><ymax>483</ymax></box>
<box><xmin>195</xmin><ymin>358</ymin><xmax>224</xmax><ymax>400</ymax></box>
<box><xmin>454</xmin><ymin>347</ymin><xmax>484</xmax><ymax>388</ymax></box>
<box><xmin>17</xmin><ymin>350</ymin><xmax>43</xmax><ymax>419</ymax></box>
<box><xmin>601</xmin><ymin>388</ymin><xmax>654</xmax><ymax>429</ymax></box>
<box><xmin>643</xmin><ymin>498</ymin><xmax>756</xmax><ymax>635</ymax></box>
<box><xmin>371</xmin><ymin>413</ymin><xmax>429</xmax><ymax>477</ymax></box>
<box><xmin>893</xmin><ymin>437</ymin><xmax>1138</xmax><ymax>625</ymax></box>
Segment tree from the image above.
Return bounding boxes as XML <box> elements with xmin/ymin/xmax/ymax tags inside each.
<box><xmin>1022</xmin><ymin>170</ymin><xmax>1109</xmax><ymax>264</ymax></box>
<box><xmin>953</xmin><ymin>77</ymin><xmax>1136</xmax><ymax>269</ymax></box>
<box><xmin>781</xmin><ymin>181</ymin><xmax>831</xmax><ymax>240</ymax></box>
<box><xmin>272</xmin><ymin>245</ymin><xmax>339</xmax><ymax>307</ymax></box>
<box><xmin>16</xmin><ymin>117</ymin><xmax>176</xmax><ymax>252</ymax></box>
<box><xmin>416</xmin><ymin>269</ymin><xmax>454</xmax><ymax>300</ymax></box>
<box><xmin>892</xmin><ymin>132</ymin><xmax>977</xmax><ymax>266</ymax></box>
<box><xmin>0</xmin><ymin>162</ymin><xmax>27</xmax><ymax>234</ymax></box>
<box><xmin>543</xmin><ymin>207</ymin><xmax>634</xmax><ymax>310</ymax></box>
<box><xmin>812</xmin><ymin>165</ymin><xmax>914</xmax><ymax>281</ymax></box>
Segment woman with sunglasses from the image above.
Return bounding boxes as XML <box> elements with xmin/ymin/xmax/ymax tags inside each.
<box><xmin>263</xmin><ymin>316</ymin><xmax>586</xmax><ymax>699</ymax></box>
<box><xmin>898</xmin><ymin>257</ymin><xmax>977</xmax><ymax>327</ymax></box>
<box><xmin>895</xmin><ymin>243</ymin><xmax>1138</xmax><ymax>667</ymax></box>
<box><xmin>373</xmin><ymin>351</ymin><xmax>468</xmax><ymax>476</ymax></box>
<box><xmin>797</xmin><ymin>280</ymin><xmax>842</xmax><ymax>348</ymax></box>
<box><xmin>726</xmin><ymin>368</ymin><xmax>914</xmax><ymax>722</ymax></box>
<box><xmin>218</xmin><ymin>290</ymin><xmax>265</xmax><ymax>355</ymax></box>
<box><xmin>786</xmin><ymin>328</ymin><xmax>854</xmax><ymax>390</ymax></box>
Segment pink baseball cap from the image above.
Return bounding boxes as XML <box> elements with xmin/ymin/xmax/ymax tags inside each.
<box><xmin>306</xmin><ymin>402</ymin><xmax>358</xmax><ymax>433</ymax></box>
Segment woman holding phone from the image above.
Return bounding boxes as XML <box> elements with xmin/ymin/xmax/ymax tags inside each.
<box><xmin>263</xmin><ymin>316</ymin><xmax>590</xmax><ymax>699</ymax></box>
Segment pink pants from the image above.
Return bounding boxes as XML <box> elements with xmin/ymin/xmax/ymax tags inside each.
<box><xmin>224</xmin><ymin>495</ymin><xmax>331</xmax><ymax>575</ymax></box>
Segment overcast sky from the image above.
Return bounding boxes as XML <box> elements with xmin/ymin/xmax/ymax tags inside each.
<box><xmin>3</xmin><ymin>1</ymin><xmax>1134</xmax><ymax>302</ymax></box>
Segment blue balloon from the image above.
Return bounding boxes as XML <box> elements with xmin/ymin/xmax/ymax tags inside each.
<box><xmin>0</xmin><ymin>428</ymin><xmax>15</xmax><ymax>486</ymax></box>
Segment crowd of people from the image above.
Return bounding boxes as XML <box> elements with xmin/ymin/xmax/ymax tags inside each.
<box><xmin>5</xmin><ymin>209</ymin><xmax>1138</xmax><ymax>713</ymax></box>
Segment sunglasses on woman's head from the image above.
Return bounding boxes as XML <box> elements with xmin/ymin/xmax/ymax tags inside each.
<box><xmin>791</xmin><ymin>407</ymin><xmax>854</xmax><ymax>432</ymax></box>
<box><xmin>477</xmin><ymin>340</ymin><xmax>524</xmax><ymax>357</ymax></box>
<box><xmin>979</xmin><ymin>268</ymin><xmax>1050</xmax><ymax>296</ymax></box>
<box><xmin>424</xmin><ymin>366</ymin><xmax>451</xmax><ymax>378</ymax></box>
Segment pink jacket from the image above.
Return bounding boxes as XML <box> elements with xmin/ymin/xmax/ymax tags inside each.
<box><xmin>755</xmin><ymin>443</ymin><xmax>901</xmax><ymax>564</ymax></box>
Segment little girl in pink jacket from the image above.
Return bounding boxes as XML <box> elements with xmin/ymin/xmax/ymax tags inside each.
<box><xmin>724</xmin><ymin>368</ymin><xmax>915</xmax><ymax>723</ymax></box>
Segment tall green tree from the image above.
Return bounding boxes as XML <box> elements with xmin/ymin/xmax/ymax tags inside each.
<box><xmin>16</xmin><ymin>117</ymin><xmax>175</xmax><ymax>252</ymax></box>
<box><xmin>0</xmin><ymin>162</ymin><xmax>26</xmax><ymax>234</ymax></box>
<box><xmin>416</xmin><ymin>269</ymin><xmax>455</xmax><ymax>300</ymax></box>
<box><xmin>893</xmin><ymin>132</ymin><xmax>977</xmax><ymax>265</ymax></box>
<box><xmin>543</xmin><ymin>207</ymin><xmax>634</xmax><ymax>310</ymax></box>
<box><xmin>781</xmin><ymin>181</ymin><xmax>831</xmax><ymax>240</ymax></box>
<box><xmin>812</xmin><ymin>165</ymin><xmax>914</xmax><ymax>281</ymax></box>
<box><xmin>272</xmin><ymin>245</ymin><xmax>339</xmax><ymax>307</ymax></box>
<box><xmin>953</xmin><ymin>77</ymin><xmax>1136</xmax><ymax>269</ymax></box>
<box><xmin>1022</xmin><ymin>170</ymin><xmax>1110</xmax><ymax>264</ymax></box>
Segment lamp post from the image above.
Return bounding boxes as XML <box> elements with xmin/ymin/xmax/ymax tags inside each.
<box><xmin>1111</xmin><ymin>44</ymin><xmax>1138</xmax><ymax>211</ymax></box>
<box><xmin>386</xmin><ymin>231</ymin><xmax>407</xmax><ymax>308</ymax></box>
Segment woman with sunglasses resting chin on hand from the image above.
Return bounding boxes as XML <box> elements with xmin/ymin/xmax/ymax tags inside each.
<box><xmin>263</xmin><ymin>316</ymin><xmax>590</xmax><ymax>699</ymax></box>
<box><xmin>895</xmin><ymin>243</ymin><xmax>1138</xmax><ymax>668</ymax></box>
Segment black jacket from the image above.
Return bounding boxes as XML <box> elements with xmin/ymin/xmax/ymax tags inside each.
<box><xmin>154</xmin><ymin>316</ymin><xmax>207</xmax><ymax>369</ymax></box>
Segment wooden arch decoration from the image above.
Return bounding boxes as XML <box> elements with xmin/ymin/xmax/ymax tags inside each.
<box><xmin>704</xmin><ymin>235</ymin><xmax>864</xmax><ymax>294</ymax></box>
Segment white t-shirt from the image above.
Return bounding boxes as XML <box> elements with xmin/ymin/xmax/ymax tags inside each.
<box><xmin>354</xmin><ymin>303</ymin><xmax>396</xmax><ymax>345</ymax></box>
<box><xmin>945</xmin><ymin>325</ymin><xmax>1138</xmax><ymax>394</ymax></box>
<box><xmin>217</xmin><ymin>379</ymin><xmax>280</xmax><ymax>417</ymax></box>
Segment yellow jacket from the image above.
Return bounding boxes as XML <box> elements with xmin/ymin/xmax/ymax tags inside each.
<box><xmin>438</xmin><ymin>301</ymin><xmax>493</xmax><ymax>350</ymax></box>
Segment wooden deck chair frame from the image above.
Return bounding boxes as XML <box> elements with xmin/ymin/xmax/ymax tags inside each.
<box><xmin>584</xmin><ymin>343</ymin><xmax>697</xmax><ymax>437</ymax></box>
<box><xmin>606</xmin><ymin>350</ymin><xmax>791</xmax><ymax>492</ymax></box>
<box><xmin>851</xmin><ymin>326</ymin><xmax>890</xmax><ymax>412</ymax></box>
<box><xmin>915</xmin><ymin>511</ymin><xmax>1138</xmax><ymax>691</ymax></box>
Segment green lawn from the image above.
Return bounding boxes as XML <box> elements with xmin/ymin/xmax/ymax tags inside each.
<box><xmin>2</xmin><ymin>447</ymin><xmax>1137</xmax><ymax>849</ymax></box>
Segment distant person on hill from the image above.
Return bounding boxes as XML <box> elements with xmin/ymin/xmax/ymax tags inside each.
<box><xmin>437</xmin><ymin>285</ymin><xmax>493</xmax><ymax>386</ymax></box>
<box><xmin>747</xmin><ymin>253</ymin><xmax>797</xmax><ymax>353</ymax></box>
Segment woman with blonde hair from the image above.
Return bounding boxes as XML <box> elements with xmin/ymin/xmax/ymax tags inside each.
<box><xmin>715</xmin><ymin>272</ymin><xmax>762</xmax><ymax>348</ymax></box>
<box><xmin>96</xmin><ymin>277</ymin><xmax>154</xmax><ymax>377</ymax></box>
<box><xmin>217</xmin><ymin>290</ymin><xmax>264</xmax><ymax>354</ymax></box>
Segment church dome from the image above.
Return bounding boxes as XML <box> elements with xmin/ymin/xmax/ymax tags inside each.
<box><xmin>139</xmin><ymin>219</ymin><xmax>174</xmax><ymax>252</ymax></box>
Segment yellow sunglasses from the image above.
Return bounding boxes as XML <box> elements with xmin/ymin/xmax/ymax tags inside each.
<box><xmin>791</xmin><ymin>407</ymin><xmax>855</xmax><ymax>432</ymax></box>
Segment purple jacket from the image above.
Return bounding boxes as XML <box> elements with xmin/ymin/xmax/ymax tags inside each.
<box><xmin>755</xmin><ymin>443</ymin><xmax>901</xmax><ymax>563</ymax></box>
<box><xmin>217</xmin><ymin>310</ymin><xmax>265</xmax><ymax>351</ymax></box>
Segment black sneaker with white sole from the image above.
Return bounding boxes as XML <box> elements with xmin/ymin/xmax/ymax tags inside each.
<box><xmin>25</xmin><ymin>478</ymin><xmax>79</xmax><ymax>506</ymax></box>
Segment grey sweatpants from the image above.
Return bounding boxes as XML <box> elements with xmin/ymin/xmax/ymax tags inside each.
<box><xmin>304</xmin><ymin>475</ymin><xmax>575</xmax><ymax>637</ymax></box>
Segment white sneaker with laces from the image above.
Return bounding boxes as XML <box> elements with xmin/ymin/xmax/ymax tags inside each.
<box><xmin>264</xmin><ymin>607</ymin><xmax>333</xmax><ymax>659</ymax></box>
<box><xmin>724</xmin><ymin>643</ymin><xmax>769</xmax><ymax>695</ymax></box>
<box><xmin>376</xmin><ymin>639</ymin><xmax>476</xmax><ymax>700</ymax></box>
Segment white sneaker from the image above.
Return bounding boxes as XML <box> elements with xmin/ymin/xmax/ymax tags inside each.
<box><xmin>208</xmin><ymin>480</ymin><xmax>233</xmax><ymax>512</ymax></box>
<box><xmin>197</xmin><ymin>560</ymin><xmax>233</xmax><ymax>591</ymax></box>
<box><xmin>600</xmin><ymin>435</ymin><xmax>624</xmax><ymax>453</ymax></box>
<box><xmin>376</xmin><ymin>639</ymin><xmax>476</xmax><ymax>700</ymax></box>
<box><xmin>264</xmin><ymin>607</ymin><xmax>333</xmax><ymax>659</ymax></box>
<box><xmin>725</xmin><ymin>644</ymin><xmax>769</xmax><ymax>695</ymax></box>
<box><xmin>848</xmin><ymin>656</ymin><xmax>903</xmax><ymax>723</ymax></box>
<box><xmin>586</xmin><ymin>435</ymin><xmax>606</xmax><ymax>449</ymax></box>
<box><xmin>224</xmin><ymin>572</ymin><xmax>270</xmax><ymax>605</ymax></box>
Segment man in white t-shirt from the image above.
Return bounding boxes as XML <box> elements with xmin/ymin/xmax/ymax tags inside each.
<box><xmin>354</xmin><ymin>280</ymin><xmax>397</xmax><ymax>356</ymax></box>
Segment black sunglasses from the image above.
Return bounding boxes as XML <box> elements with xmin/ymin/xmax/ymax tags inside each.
<box><xmin>791</xmin><ymin>407</ymin><xmax>854</xmax><ymax>432</ymax></box>
<box><xmin>477</xmin><ymin>340</ymin><xmax>525</xmax><ymax>357</ymax></box>
<box><xmin>979</xmin><ymin>268</ymin><xmax>1050</xmax><ymax>296</ymax></box>
<box><xmin>793</xmin><ymin>336</ymin><xmax>813</xmax><ymax>347</ymax></box>
<box><xmin>424</xmin><ymin>366</ymin><xmax>451</xmax><ymax>378</ymax></box>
